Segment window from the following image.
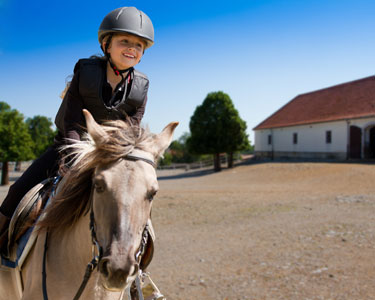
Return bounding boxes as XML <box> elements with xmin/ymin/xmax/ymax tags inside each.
<box><xmin>326</xmin><ymin>130</ymin><xmax>332</xmax><ymax>144</ymax></box>
<box><xmin>268</xmin><ymin>134</ymin><xmax>272</xmax><ymax>145</ymax></box>
<box><xmin>293</xmin><ymin>133</ymin><xmax>298</xmax><ymax>144</ymax></box>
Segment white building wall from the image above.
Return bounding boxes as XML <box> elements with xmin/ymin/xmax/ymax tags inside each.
<box><xmin>255</xmin><ymin>120</ymin><xmax>346</xmax><ymax>151</ymax></box>
<box><xmin>254</xmin><ymin>116</ymin><xmax>375</xmax><ymax>159</ymax></box>
<box><xmin>276</xmin><ymin>121</ymin><xmax>347</xmax><ymax>152</ymax></box>
<box><xmin>349</xmin><ymin>116</ymin><xmax>375</xmax><ymax>128</ymax></box>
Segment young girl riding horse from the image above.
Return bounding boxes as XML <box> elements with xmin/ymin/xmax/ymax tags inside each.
<box><xmin>0</xmin><ymin>6</ymin><xmax>155</xmax><ymax>251</ymax></box>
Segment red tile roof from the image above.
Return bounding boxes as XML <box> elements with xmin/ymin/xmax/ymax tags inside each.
<box><xmin>254</xmin><ymin>76</ymin><xmax>375</xmax><ymax>130</ymax></box>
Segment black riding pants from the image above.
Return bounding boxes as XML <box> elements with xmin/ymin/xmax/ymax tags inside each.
<box><xmin>0</xmin><ymin>145</ymin><xmax>60</xmax><ymax>218</ymax></box>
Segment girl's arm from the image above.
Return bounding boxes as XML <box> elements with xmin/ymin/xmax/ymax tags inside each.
<box><xmin>63</xmin><ymin>70</ymin><xmax>85</xmax><ymax>141</ymax></box>
<box><xmin>127</xmin><ymin>95</ymin><xmax>148</xmax><ymax>126</ymax></box>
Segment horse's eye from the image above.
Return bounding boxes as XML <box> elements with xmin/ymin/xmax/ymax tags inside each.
<box><xmin>93</xmin><ymin>179</ymin><xmax>105</xmax><ymax>193</ymax></box>
<box><xmin>146</xmin><ymin>190</ymin><xmax>157</xmax><ymax>202</ymax></box>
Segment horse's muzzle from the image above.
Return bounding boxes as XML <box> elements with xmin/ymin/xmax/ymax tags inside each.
<box><xmin>99</xmin><ymin>256</ymin><xmax>139</xmax><ymax>290</ymax></box>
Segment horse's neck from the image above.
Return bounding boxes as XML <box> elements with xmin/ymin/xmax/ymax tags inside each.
<box><xmin>48</xmin><ymin>213</ymin><xmax>92</xmax><ymax>278</ymax></box>
<box><xmin>45</xmin><ymin>214</ymin><xmax>123</xmax><ymax>299</ymax></box>
<box><xmin>21</xmin><ymin>213</ymin><xmax>95</xmax><ymax>300</ymax></box>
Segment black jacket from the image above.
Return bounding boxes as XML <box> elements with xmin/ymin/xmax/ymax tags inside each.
<box><xmin>55</xmin><ymin>58</ymin><xmax>149</xmax><ymax>141</ymax></box>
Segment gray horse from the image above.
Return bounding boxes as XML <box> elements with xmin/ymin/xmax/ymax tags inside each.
<box><xmin>0</xmin><ymin>110</ymin><xmax>178</xmax><ymax>299</ymax></box>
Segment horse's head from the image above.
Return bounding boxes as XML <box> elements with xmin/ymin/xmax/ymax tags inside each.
<box><xmin>83</xmin><ymin>110</ymin><xmax>178</xmax><ymax>291</ymax></box>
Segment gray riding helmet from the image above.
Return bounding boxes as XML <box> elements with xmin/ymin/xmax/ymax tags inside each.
<box><xmin>98</xmin><ymin>7</ymin><xmax>154</xmax><ymax>49</ymax></box>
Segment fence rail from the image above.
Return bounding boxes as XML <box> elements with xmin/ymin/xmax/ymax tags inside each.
<box><xmin>157</xmin><ymin>154</ymin><xmax>242</xmax><ymax>171</ymax></box>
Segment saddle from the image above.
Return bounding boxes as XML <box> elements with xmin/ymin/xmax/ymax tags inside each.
<box><xmin>1</xmin><ymin>178</ymin><xmax>54</xmax><ymax>268</ymax></box>
<box><xmin>8</xmin><ymin>178</ymin><xmax>54</xmax><ymax>251</ymax></box>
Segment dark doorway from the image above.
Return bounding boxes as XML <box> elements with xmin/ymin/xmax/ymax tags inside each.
<box><xmin>369</xmin><ymin>127</ymin><xmax>375</xmax><ymax>158</ymax></box>
<box><xmin>349</xmin><ymin>126</ymin><xmax>362</xmax><ymax>159</ymax></box>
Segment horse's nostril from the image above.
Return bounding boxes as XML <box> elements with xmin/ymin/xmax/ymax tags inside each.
<box><xmin>99</xmin><ymin>259</ymin><xmax>110</xmax><ymax>277</ymax></box>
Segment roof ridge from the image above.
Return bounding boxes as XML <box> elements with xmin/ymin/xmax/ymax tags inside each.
<box><xmin>296</xmin><ymin>75</ymin><xmax>375</xmax><ymax>98</ymax></box>
<box><xmin>253</xmin><ymin>75</ymin><xmax>375</xmax><ymax>130</ymax></box>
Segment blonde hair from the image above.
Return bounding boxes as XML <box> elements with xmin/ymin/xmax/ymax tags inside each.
<box><xmin>60</xmin><ymin>82</ymin><xmax>70</xmax><ymax>99</ymax></box>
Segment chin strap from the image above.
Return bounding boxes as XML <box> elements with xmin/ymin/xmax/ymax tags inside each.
<box><xmin>104</xmin><ymin>34</ymin><xmax>133</xmax><ymax>80</ymax></box>
<box><xmin>108</xmin><ymin>58</ymin><xmax>133</xmax><ymax>79</ymax></box>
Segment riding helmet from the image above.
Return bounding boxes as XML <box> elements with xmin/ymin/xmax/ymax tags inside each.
<box><xmin>98</xmin><ymin>7</ymin><xmax>154</xmax><ymax>49</ymax></box>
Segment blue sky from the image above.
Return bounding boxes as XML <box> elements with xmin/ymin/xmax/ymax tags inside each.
<box><xmin>1</xmin><ymin>0</ymin><xmax>375</xmax><ymax>143</ymax></box>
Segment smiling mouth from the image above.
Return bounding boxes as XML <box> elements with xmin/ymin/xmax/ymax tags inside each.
<box><xmin>123</xmin><ymin>53</ymin><xmax>135</xmax><ymax>59</ymax></box>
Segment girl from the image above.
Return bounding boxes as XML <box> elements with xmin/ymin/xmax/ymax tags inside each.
<box><xmin>0</xmin><ymin>6</ymin><xmax>154</xmax><ymax>252</ymax></box>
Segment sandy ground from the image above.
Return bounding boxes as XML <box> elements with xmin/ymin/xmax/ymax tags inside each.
<box><xmin>148</xmin><ymin>161</ymin><xmax>375</xmax><ymax>300</ymax></box>
<box><xmin>1</xmin><ymin>160</ymin><xmax>375</xmax><ymax>299</ymax></box>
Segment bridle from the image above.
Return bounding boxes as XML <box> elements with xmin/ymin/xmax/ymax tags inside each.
<box><xmin>125</xmin><ymin>154</ymin><xmax>156</xmax><ymax>168</ymax></box>
<box><xmin>42</xmin><ymin>153</ymin><xmax>156</xmax><ymax>300</ymax></box>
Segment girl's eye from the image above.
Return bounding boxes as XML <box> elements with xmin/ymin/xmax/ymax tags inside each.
<box><xmin>119</xmin><ymin>39</ymin><xmax>143</xmax><ymax>52</ymax></box>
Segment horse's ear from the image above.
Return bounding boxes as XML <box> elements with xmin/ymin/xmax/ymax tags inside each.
<box><xmin>83</xmin><ymin>109</ymin><xmax>107</xmax><ymax>143</ymax></box>
<box><xmin>152</xmin><ymin>122</ymin><xmax>179</xmax><ymax>158</ymax></box>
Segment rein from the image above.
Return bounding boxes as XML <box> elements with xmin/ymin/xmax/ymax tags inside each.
<box><xmin>41</xmin><ymin>153</ymin><xmax>156</xmax><ymax>300</ymax></box>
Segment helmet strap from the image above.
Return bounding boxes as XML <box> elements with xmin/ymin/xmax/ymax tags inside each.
<box><xmin>104</xmin><ymin>34</ymin><xmax>133</xmax><ymax>79</ymax></box>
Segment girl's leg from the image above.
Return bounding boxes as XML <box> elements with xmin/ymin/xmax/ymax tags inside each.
<box><xmin>0</xmin><ymin>146</ymin><xmax>60</xmax><ymax>217</ymax></box>
<box><xmin>0</xmin><ymin>146</ymin><xmax>60</xmax><ymax>251</ymax></box>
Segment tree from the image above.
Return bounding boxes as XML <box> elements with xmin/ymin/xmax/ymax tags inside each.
<box><xmin>188</xmin><ymin>91</ymin><xmax>250</xmax><ymax>171</ymax></box>
<box><xmin>169</xmin><ymin>132</ymin><xmax>202</xmax><ymax>163</ymax></box>
<box><xmin>0</xmin><ymin>102</ymin><xmax>11</xmax><ymax>112</ymax></box>
<box><xmin>26</xmin><ymin>115</ymin><xmax>56</xmax><ymax>157</ymax></box>
<box><xmin>158</xmin><ymin>132</ymin><xmax>207</xmax><ymax>166</ymax></box>
<box><xmin>0</xmin><ymin>102</ymin><xmax>34</xmax><ymax>185</ymax></box>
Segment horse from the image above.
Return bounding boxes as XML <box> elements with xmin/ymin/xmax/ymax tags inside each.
<box><xmin>0</xmin><ymin>109</ymin><xmax>178</xmax><ymax>299</ymax></box>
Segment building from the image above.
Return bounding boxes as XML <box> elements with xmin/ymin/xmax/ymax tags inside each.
<box><xmin>253</xmin><ymin>76</ymin><xmax>375</xmax><ymax>160</ymax></box>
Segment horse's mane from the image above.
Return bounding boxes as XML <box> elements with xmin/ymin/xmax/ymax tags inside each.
<box><xmin>37</xmin><ymin>120</ymin><xmax>155</xmax><ymax>233</ymax></box>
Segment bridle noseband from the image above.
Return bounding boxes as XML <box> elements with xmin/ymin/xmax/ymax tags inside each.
<box><xmin>124</xmin><ymin>154</ymin><xmax>156</xmax><ymax>168</ymax></box>
<box><xmin>42</xmin><ymin>153</ymin><xmax>156</xmax><ymax>300</ymax></box>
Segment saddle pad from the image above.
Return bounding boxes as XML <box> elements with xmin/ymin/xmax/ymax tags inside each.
<box><xmin>8</xmin><ymin>178</ymin><xmax>53</xmax><ymax>250</ymax></box>
<box><xmin>1</xmin><ymin>177</ymin><xmax>55</xmax><ymax>269</ymax></box>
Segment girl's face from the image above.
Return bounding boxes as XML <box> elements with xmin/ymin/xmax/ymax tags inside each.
<box><xmin>105</xmin><ymin>33</ymin><xmax>145</xmax><ymax>70</ymax></box>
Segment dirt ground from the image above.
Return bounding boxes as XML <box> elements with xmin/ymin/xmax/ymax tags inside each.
<box><xmin>147</xmin><ymin>161</ymin><xmax>375</xmax><ymax>300</ymax></box>
<box><xmin>1</xmin><ymin>161</ymin><xmax>375</xmax><ymax>299</ymax></box>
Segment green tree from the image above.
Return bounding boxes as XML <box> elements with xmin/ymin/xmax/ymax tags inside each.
<box><xmin>158</xmin><ymin>132</ymin><xmax>205</xmax><ymax>166</ymax></box>
<box><xmin>188</xmin><ymin>91</ymin><xmax>250</xmax><ymax>171</ymax></box>
<box><xmin>169</xmin><ymin>132</ymin><xmax>201</xmax><ymax>163</ymax></box>
<box><xmin>0</xmin><ymin>102</ymin><xmax>11</xmax><ymax>112</ymax></box>
<box><xmin>158</xmin><ymin>151</ymin><xmax>173</xmax><ymax>166</ymax></box>
<box><xmin>0</xmin><ymin>102</ymin><xmax>34</xmax><ymax>185</ymax></box>
<box><xmin>26</xmin><ymin>115</ymin><xmax>56</xmax><ymax>157</ymax></box>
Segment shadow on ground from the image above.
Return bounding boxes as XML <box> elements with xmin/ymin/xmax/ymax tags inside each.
<box><xmin>157</xmin><ymin>157</ymin><xmax>256</xmax><ymax>180</ymax></box>
<box><xmin>157</xmin><ymin>156</ymin><xmax>375</xmax><ymax>180</ymax></box>
<box><xmin>157</xmin><ymin>168</ymin><xmax>216</xmax><ymax>180</ymax></box>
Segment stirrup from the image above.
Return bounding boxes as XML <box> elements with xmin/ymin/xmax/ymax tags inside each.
<box><xmin>140</xmin><ymin>272</ymin><xmax>165</xmax><ymax>300</ymax></box>
<box><xmin>126</xmin><ymin>271</ymin><xmax>166</xmax><ymax>300</ymax></box>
